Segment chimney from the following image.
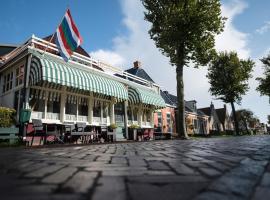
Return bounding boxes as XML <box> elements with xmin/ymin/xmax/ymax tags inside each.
<box><xmin>133</xmin><ymin>60</ymin><xmax>141</xmax><ymax>68</ymax></box>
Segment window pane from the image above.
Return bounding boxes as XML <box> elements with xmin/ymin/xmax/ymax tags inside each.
<box><xmin>93</xmin><ymin>100</ymin><xmax>101</xmax><ymax>117</ymax></box>
<box><xmin>78</xmin><ymin>104</ymin><xmax>88</xmax><ymax>116</ymax></box>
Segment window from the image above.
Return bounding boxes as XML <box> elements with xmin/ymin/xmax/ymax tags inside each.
<box><xmin>167</xmin><ymin>113</ymin><xmax>172</xmax><ymax>132</ymax></box>
<box><xmin>102</xmin><ymin>102</ymin><xmax>109</xmax><ymax>118</ymax></box>
<box><xmin>133</xmin><ymin>108</ymin><xmax>138</xmax><ymax>121</ymax></box>
<box><xmin>78</xmin><ymin>98</ymin><xmax>88</xmax><ymax>116</ymax></box>
<box><xmin>93</xmin><ymin>100</ymin><xmax>101</xmax><ymax>117</ymax></box>
<box><xmin>47</xmin><ymin>100</ymin><xmax>60</xmax><ymax>114</ymax></box>
<box><xmin>157</xmin><ymin>112</ymin><xmax>162</xmax><ymax>127</ymax></box>
<box><xmin>194</xmin><ymin>119</ymin><xmax>198</xmax><ymax>129</ymax></box>
<box><xmin>127</xmin><ymin>107</ymin><xmax>132</xmax><ymax>121</ymax></box>
<box><xmin>29</xmin><ymin>96</ymin><xmax>45</xmax><ymax>112</ymax></box>
<box><xmin>114</xmin><ymin>102</ymin><xmax>124</xmax><ymax>122</ymax></box>
<box><xmin>15</xmin><ymin>65</ymin><xmax>24</xmax><ymax>86</ymax></box>
<box><xmin>2</xmin><ymin>72</ymin><xmax>13</xmax><ymax>93</ymax></box>
<box><xmin>66</xmin><ymin>96</ymin><xmax>77</xmax><ymax>115</ymax></box>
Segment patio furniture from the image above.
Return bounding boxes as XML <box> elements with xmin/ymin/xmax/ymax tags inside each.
<box><xmin>31</xmin><ymin>119</ymin><xmax>63</xmax><ymax>145</ymax></box>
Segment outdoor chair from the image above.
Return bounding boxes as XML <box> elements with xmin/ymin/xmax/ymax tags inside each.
<box><xmin>31</xmin><ymin>119</ymin><xmax>63</xmax><ymax>145</ymax></box>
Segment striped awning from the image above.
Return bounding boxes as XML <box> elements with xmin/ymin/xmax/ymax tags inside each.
<box><xmin>128</xmin><ymin>87</ymin><xmax>166</xmax><ymax>108</ymax></box>
<box><xmin>29</xmin><ymin>54</ymin><xmax>128</xmax><ymax>100</ymax></box>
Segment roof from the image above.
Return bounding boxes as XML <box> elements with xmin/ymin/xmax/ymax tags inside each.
<box><xmin>0</xmin><ymin>44</ymin><xmax>18</xmax><ymax>57</ymax></box>
<box><xmin>160</xmin><ymin>90</ymin><xmax>176</xmax><ymax>106</ymax></box>
<box><xmin>43</xmin><ymin>35</ymin><xmax>90</xmax><ymax>58</ymax></box>
<box><xmin>215</xmin><ymin>108</ymin><xmax>226</xmax><ymax>124</ymax></box>
<box><xmin>125</xmin><ymin>67</ymin><xmax>155</xmax><ymax>83</ymax></box>
<box><xmin>198</xmin><ymin>107</ymin><xmax>211</xmax><ymax>116</ymax></box>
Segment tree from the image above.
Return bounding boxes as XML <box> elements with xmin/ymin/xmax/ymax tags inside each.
<box><xmin>235</xmin><ymin>109</ymin><xmax>254</xmax><ymax>134</ymax></box>
<box><xmin>207</xmin><ymin>51</ymin><xmax>254</xmax><ymax>135</ymax></box>
<box><xmin>267</xmin><ymin>115</ymin><xmax>270</xmax><ymax>125</ymax></box>
<box><xmin>256</xmin><ymin>54</ymin><xmax>270</xmax><ymax>99</ymax></box>
<box><xmin>142</xmin><ymin>0</ymin><xmax>225</xmax><ymax>138</ymax></box>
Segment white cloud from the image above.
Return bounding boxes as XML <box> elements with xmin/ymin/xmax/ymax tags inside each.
<box><xmin>90</xmin><ymin>49</ymin><xmax>125</xmax><ymax>67</ymax></box>
<box><xmin>256</xmin><ymin>21</ymin><xmax>270</xmax><ymax>34</ymax></box>
<box><xmin>90</xmin><ymin>0</ymin><xmax>269</xmax><ymax>122</ymax></box>
<box><xmin>216</xmin><ymin>0</ymin><xmax>250</xmax><ymax>59</ymax></box>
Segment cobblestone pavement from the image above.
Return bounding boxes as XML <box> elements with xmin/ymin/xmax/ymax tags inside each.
<box><xmin>1</xmin><ymin>135</ymin><xmax>270</xmax><ymax>200</ymax></box>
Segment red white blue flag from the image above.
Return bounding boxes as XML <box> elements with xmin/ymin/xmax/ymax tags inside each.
<box><xmin>56</xmin><ymin>9</ymin><xmax>83</xmax><ymax>61</ymax></box>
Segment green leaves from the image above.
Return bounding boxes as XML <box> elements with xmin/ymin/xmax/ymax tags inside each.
<box><xmin>142</xmin><ymin>0</ymin><xmax>225</xmax><ymax>67</ymax></box>
<box><xmin>207</xmin><ymin>51</ymin><xmax>254</xmax><ymax>104</ymax></box>
<box><xmin>256</xmin><ymin>55</ymin><xmax>270</xmax><ymax>97</ymax></box>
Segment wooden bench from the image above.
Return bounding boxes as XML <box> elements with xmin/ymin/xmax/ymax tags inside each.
<box><xmin>0</xmin><ymin>127</ymin><xmax>19</xmax><ymax>144</ymax></box>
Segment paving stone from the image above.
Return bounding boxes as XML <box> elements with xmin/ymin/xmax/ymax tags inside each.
<box><xmin>259</xmin><ymin>172</ymin><xmax>270</xmax><ymax>187</ymax></box>
<box><xmin>148</xmin><ymin>161</ymin><xmax>171</xmax><ymax>170</ymax></box>
<box><xmin>199</xmin><ymin>167</ymin><xmax>222</xmax><ymax>177</ymax></box>
<box><xmin>194</xmin><ymin>191</ymin><xmax>244</xmax><ymax>200</ymax></box>
<box><xmin>62</xmin><ymin>171</ymin><xmax>98</xmax><ymax>193</ymax></box>
<box><xmin>251</xmin><ymin>187</ymin><xmax>270</xmax><ymax>200</ymax></box>
<box><xmin>25</xmin><ymin>164</ymin><xmax>64</xmax><ymax>178</ymax></box>
<box><xmin>91</xmin><ymin>177</ymin><xmax>126</xmax><ymax>200</ymax></box>
<box><xmin>42</xmin><ymin>167</ymin><xmax>78</xmax><ymax>184</ymax></box>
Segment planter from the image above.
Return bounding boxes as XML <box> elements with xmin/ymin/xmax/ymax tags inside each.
<box><xmin>0</xmin><ymin>127</ymin><xmax>19</xmax><ymax>144</ymax></box>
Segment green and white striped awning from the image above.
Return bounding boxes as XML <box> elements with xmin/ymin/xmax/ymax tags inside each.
<box><xmin>128</xmin><ymin>87</ymin><xmax>166</xmax><ymax>108</ymax></box>
<box><xmin>29</xmin><ymin>54</ymin><xmax>128</xmax><ymax>100</ymax></box>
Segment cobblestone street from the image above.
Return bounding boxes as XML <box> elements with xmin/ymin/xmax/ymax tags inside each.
<box><xmin>1</xmin><ymin>135</ymin><xmax>270</xmax><ymax>200</ymax></box>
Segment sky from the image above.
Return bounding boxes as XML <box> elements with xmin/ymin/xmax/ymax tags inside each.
<box><xmin>0</xmin><ymin>0</ymin><xmax>269</xmax><ymax>123</ymax></box>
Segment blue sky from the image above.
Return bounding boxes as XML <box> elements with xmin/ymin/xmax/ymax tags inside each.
<box><xmin>0</xmin><ymin>0</ymin><xmax>270</xmax><ymax>122</ymax></box>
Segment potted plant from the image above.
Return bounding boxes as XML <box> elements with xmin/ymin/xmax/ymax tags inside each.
<box><xmin>108</xmin><ymin>123</ymin><xmax>118</xmax><ymax>132</ymax></box>
<box><xmin>129</xmin><ymin>124</ymin><xmax>140</xmax><ymax>141</ymax></box>
<box><xmin>0</xmin><ymin>107</ymin><xmax>19</xmax><ymax>144</ymax></box>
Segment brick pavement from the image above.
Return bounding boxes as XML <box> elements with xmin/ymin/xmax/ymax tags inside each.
<box><xmin>0</xmin><ymin>135</ymin><xmax>270</xmax><ymax>200</ymax></box>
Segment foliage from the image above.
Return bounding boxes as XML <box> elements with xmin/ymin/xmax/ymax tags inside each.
<box><xmin>256</xmin><ymin>55</ymin><xmax>270</xmax><ymax>97</ymax></box>
<box><xmin>207</xmin><ymin>51</ymin><xmax>254</xmax><ymax>135</ymax></box>
<box><xmin>142</xmin><ymin>0</ymin><xmax>225</xmax><ymax>67</ymax></box>
<box><xmin>109</xmin><ymin>124</ymin><xmax>118</xmax><ymax>129</ymax></box>
<box><xmin>142</xmin><ymin>0</ymin><xmax>225</xmax><ymax>138</ymax></box>
<box><xmin>207</xmin><ymin>51</ymin><xmax>254</xmax><ymax>104</ymax></box>
<box><xmin>0</xmin><ymin>107</ymin><xmax>16</xmax><ymax>128</ymax></box>
<box><xmin>235</xmin><ymin>109</ymin><xmax>258</xmax><ymax>133</ymax></box>
<box><xmin>129</xmin><ymin>124</ymin><xmax>140</xmax><ymax>129</ymax></box>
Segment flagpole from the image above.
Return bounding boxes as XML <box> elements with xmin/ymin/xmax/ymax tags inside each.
<box><xmin>42</xmin><ymin>7</ymin><xmax>69</xmax><ymax>55</ymax></box>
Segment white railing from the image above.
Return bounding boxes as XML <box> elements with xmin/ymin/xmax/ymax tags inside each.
<box><xmin>46</xmin><ymin>112</ymin><xmax>60</xmax><ymax>120</ymax></box>
<box><xmin>146</xmin><ymin>122</ymin><xmax>151</xmax><ymax>126</ymax></box>
<box><xmin>31</xmin><ymin>111</ymin><xmax>43</xmax><ymax>120</ymax></box>
<box><xmin>102</xmin><ymin>118</ymin><xmax>107</xmax><ymax>124</ymax></box>
<box><xmin>1</xmin><ymin>35</ymin><xmax>161</xmax><ymax>91</ymax></box>
<box><xmin>78</xmin><ymin>115</ymin><xmax>88</xmax><ymax>122</ymax></box>
<box><xmin>65</xmin><ymin>114</ymin><xmax>76</xmax><ymax>121</ymax></box>
<box><xmin>128</xmin><ymin>120</ymin><xmax>138</xmax><ymax>125</ymax></box>
<box><xmin>93</xmin><ymin>117</ymin><xmax>101</xmax><ymax>123</ymax></box>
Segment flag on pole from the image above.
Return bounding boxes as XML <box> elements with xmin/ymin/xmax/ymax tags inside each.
<box><xmin>55</xmin><ymin>9</ymin><xmax>83</xmax><ymax>61</ymax></box>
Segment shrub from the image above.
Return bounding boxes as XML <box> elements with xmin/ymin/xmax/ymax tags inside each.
<box><xmin>129</xmin><ymin>124</ymin><xmax>140</xmax><ymax>129</ymax></box>
<box><xmin>0</xmin><ymin>107</ymin><xmax>16</xmax><ymax>128</ymax></box>
<box><xmin>109</xmin><ymin>123</ymin><xmax>118</xmax><ymax>129</ymax></box>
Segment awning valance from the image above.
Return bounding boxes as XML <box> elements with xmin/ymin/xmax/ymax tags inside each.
<box><xmin>29</xmin><ymin>54</ymin><xmax>128</xmax><ymax>100</ymax></box>
<box><xmin>128</xmin><ymin>87</ymin><xmax>166</xmax><ymax>108</ymax></box>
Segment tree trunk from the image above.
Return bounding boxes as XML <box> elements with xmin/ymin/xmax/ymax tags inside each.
<box><xmin>230</xmin><ymin>102</ymin><xmax>239</xmax><ymax>135</ymax></box>
<box><xmin>176</xmin><ymin>65</ymin><xmax>188</xmax><ymax>138</ymax></box>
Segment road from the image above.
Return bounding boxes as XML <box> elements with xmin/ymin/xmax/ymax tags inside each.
<box><xmin>0</xmin><ymin>135</ymin><xmax>270</xmax><ymax>200</ymax></box>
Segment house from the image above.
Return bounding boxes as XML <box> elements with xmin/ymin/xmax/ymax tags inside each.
<box><xmin>0</xmin><ymin>35</ymin><xmax>166</xmax><ymax>141</ymax></box>
<box><xmin>162</xmin><ymin>91</ymin><xmax>209</xmax><ymax>135</ymax></box>
<box><xmin>123</xmin><ymin>61</ymin><xmax>209</xmax><ymax>136</ymax></box>
<box><xmin>215</xmin><ymin>104</ymin><xmax>234</xmax><ymax>131</ymax></box>
<box><xmin>198</xmin><ymin>102</ymin><xmax>223</xmax><ymax>133</ymax></box>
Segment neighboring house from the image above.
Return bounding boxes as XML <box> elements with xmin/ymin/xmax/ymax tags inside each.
<box><xmin>198</xmin><ymin>102</ymin><xmax>223</xmax><ymax>133</ymax></box>
<box><xmin>215</xmin><ymin>104</ymin><xmax>234</xmax><ymax>131</ymax></box>
<box><xmin>0</xmin><ymin>44</ymin><xmax>18</xmax><ymax>64</ymax></box>
<box><xmin>163</xmin><ymin>92</ymin><xmax>209</xmax><ymax>135</ymax></box>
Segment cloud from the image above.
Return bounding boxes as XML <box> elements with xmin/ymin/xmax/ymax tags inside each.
<box><xmin>90</xmin><ymin>0</ymin><xmax>269</xmax><ymax>122</ymax></box>
<box><xmin>90</xmin><ymin>49</ymin><xmax>125</xmax><ymax>67</ymax></box>
<box><xmin>216</xmin><ymin>0</ymin><xmax>250</xmax><ymax>59</ymax></box>
<box><xmin>256</xmin><ymin>21</ymin><xmax>270</xmax><ymax>35</ymax></box>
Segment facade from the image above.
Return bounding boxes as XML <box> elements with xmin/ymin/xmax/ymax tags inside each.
<box><xmin>198</xmin><ymin>102</ymin><xmax>223</xmax><ymax>133</ymax></box>
<box><xmin>0</xmin><ymin>35</ymin><xmax>166</xmax><ymax>141</ymax></box>
<box><xmin>215</xmin><ymin>105</ymin><xmax>234</xmax><ymax>131</ymax></box>
<box><xmin>166</xmin><ymin>93</ymin><xmax>209</xmax><ymax>135</ymax></box>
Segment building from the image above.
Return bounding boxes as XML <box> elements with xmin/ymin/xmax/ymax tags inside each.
<box><xmin>215</xmin><ymin>104</ymin><xmax>234</xmax><ymax>131</ymax></box>
<box><xmin>0</xmin><ymin>35</ymin><xmax>166</xmax><ymax>141</ymax></box>
<box><xmin>198</xmin><ymin>102</ymin><xmax>224</xmax><ymax>133</ymax></box>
